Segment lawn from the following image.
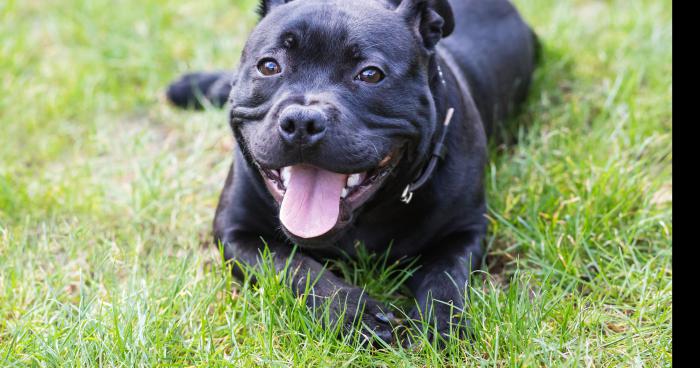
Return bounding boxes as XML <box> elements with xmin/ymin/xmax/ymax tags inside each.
<box><xmin>0</xmin><ymin>0</ymin><xmax>672</xmax><ymax>366</ymax></box>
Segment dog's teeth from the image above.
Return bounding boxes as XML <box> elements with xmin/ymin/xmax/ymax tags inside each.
<box><xmin>281</xmin><ymin>167</ymin><xmax>291</xmax><ymax>187</ymax></box>
<box><xmin>341</xmin><ymin>188</ymin><xmax>349</xmax><ymax>198</ymax></box>
<box><xmin>347</xmin><ymin>173</ymin><xmax>362</xmax><ymax>187</ymax></box>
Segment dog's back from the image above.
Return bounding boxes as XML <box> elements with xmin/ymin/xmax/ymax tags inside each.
<box><xmin>443</xmin><ymin>0</ymin><xmax>539</xmax><ymax>137</ymax></box>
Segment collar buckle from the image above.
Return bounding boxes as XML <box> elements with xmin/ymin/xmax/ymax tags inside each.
<box><xmin>400</xmin><ymin>184</ymin><xmax>414</xmax><ymax>204</ymax></box>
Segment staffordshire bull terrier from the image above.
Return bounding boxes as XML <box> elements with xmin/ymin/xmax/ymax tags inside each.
<box><xmin>167</xmin><ymin>0</ymin><xmax>539</xmax><ymax>344</ymax></box>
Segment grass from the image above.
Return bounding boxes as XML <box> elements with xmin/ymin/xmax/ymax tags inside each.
<box><xmin>0</xmin><ymin>0</ymin><xmax>671</xmax><ymax>366</ymax></box>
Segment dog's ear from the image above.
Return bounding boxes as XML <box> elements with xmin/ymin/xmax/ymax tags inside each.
<box><xmin>397</xmin><ymin>0</ymin><xmax>455</xmax><ymax>50</ymax></box>
<box><xmin>257</xmin><ymin>0</ymin><xmax>293</xmax><ymax>18</ymax></box>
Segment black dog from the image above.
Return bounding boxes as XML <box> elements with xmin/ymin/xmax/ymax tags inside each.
<box><xmin>167</xmin><ymin>0</ymin><xmax>538</xmax><ymax>343</ymax></box>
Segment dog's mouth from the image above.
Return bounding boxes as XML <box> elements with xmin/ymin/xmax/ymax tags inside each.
<box><xmin>258</xmin><ymin>150</ymin><xmax>402</xmax><ymax>240</ymax></box>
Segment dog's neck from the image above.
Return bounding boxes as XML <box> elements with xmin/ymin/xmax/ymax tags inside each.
<box><xmin>397</xmin><ymin>49</ymin><xmax>457</xmax><ymax>203</ymax></box>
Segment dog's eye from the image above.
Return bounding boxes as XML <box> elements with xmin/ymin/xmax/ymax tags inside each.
<box><xmin>257</xmin><ymin>58</ymin><xmax>282</xmax><ymax>76</ymax></box>
<box><xmin>355</xmin><ymin>67</ymin><xmax>385</xmax><ymax>84</ymax></box>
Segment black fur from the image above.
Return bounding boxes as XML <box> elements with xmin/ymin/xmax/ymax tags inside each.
<box><xmin>166</xmin><ymin>0</ymin><xmax>538</xmax><ymax>344</ymax></box>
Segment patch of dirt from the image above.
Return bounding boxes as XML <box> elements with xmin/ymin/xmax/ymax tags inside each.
<box><xmin>483</xmin><ymin>237</ymin><xmax>525</xmax><ymax>288</ymax></box>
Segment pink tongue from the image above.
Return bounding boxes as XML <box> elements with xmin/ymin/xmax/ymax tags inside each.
<box><xmin>280</xmin><ymin>165</ymin><xmax>347</xmax><ymax>239</ymax></box>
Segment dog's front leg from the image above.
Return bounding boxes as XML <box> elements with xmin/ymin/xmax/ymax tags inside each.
<box><xmin>219</xmin><ymin>230</ymin><xmax>396</xmax><ymax>344</ymax></box>
<box><xmin>407</xmin><ymin>229</ymin><xmax>484</xmax><ymax>340</ymax></box>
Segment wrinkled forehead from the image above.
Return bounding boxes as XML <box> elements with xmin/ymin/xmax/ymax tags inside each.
<box><xmin>247</xmin><ymin>0</ymin><xmax>416</xmax><ymax>61</ymax></box>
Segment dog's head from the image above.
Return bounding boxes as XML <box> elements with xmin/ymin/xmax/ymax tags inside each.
<box><xmin>229</xmin><ymin>0</ymin><xmax>454</xmax><ymax>246</ymax></box>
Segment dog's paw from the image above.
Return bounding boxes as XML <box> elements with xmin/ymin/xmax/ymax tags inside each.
<box><xmin>329</xmin><ymin>288</ymin><xmax>396</xmax><ymax>346</ymax></box>
<box><xmin>352</xmin><ymin>298</ymin><xmax>396</xmax><ymax>345</ymax></box>
<box><xmin>404</xmin><ymin>303</ymin><xmax>470</xmax><ymax>346</ymax></box>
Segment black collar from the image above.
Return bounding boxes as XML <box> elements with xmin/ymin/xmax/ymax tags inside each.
<box><xmin>400</xmin><ymin>105</ymin><xmax>454</xmax><ymax>204</ymax></box>
<box><xmin>400</xmin><ymin>47</ymin><xmax>466</xmax><ymax>204</ymax></box>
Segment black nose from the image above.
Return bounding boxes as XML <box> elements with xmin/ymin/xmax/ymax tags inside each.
<box><xmin>278</xmin><ymin>105</ymin><xmax>327</xmax><ymax>146</ymax></box>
